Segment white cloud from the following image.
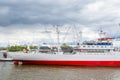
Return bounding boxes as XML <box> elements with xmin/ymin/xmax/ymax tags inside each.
<box><xmin>82</xmin><ymin>27</ymin><xmax>99</xmax><ymax>40</ymax></box>
<box><xmin>0</xmin><ymin>24</ymin><xmax>100</xmax><ymax>46</ymax></box>
<box><xmin>80</xmin><ymin>0</ymin><xmax>120</xmax><ymax>21</ymax></box>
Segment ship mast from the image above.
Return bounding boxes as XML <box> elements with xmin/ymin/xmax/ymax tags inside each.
<box><xmin>56</xmin><ymin>25</ymin><xmax>60</xmax><ymax>53</ymax></box>
<box><xmin>73</xmin><ymin>25</ymin><xmax>82</xmax><ymax>46</ymax></box>
<box><xmin>77</xmin><ymin>31</ymin><xmax>82</xmax><ymax>46</ymax></box>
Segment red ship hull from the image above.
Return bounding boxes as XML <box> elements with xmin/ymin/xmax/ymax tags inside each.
<box><xmin>14</xmin><ymin>60</ymin><xmax>120</xmax><ymax>66</ymax></box>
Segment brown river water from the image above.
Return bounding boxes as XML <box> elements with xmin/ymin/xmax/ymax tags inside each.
<box><xmin>1</xmin><ymin>62</ymin><xmax>120</xmax><ymax>80</ymax></box>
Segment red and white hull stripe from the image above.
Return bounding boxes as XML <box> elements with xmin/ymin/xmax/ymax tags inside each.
<box><xmin>9</xmin><ymin>52</ymin><xmax>120</xmax><ymax>66</ymax></box>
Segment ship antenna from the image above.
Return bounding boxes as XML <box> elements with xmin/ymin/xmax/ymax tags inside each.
<box><xmin>99</xmin><ymin>27</ymin><xmax>106</xmax><ymax>38</ymax></box>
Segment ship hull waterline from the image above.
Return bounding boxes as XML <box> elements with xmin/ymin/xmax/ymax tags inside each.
<box><xmin>14</xmin><ymin>60</ymin><xmax>120</xmax><ymax>66</ymax></box>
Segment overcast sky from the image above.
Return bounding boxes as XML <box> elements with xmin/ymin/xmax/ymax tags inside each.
<box><xmin>0</xmin><ymin>0</ymin><xmax>120</xmax><ymax>46</ymax></box>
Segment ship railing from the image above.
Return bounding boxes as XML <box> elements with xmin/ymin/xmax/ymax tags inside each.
<box><xmin>78</xmin><ymin>45</ymin><xmax>114</xmax><ymax>49</ymax></box>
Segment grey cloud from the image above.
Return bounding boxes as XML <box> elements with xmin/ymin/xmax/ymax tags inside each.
<box><xmin>0</xmin><ymin>0</ymin><xmax>120</xmax><ymax>39</ymax></box>
<box><xmin>0</xmin><ymin>0</ymin><xmax>95</xmax><ymax>26</ymax></box>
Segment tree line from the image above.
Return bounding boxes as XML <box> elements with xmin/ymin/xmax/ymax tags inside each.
<box><xmin>0</xmin><ymin>45</ymin><xmax>38</xmax><ymax>52</ymax></box>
